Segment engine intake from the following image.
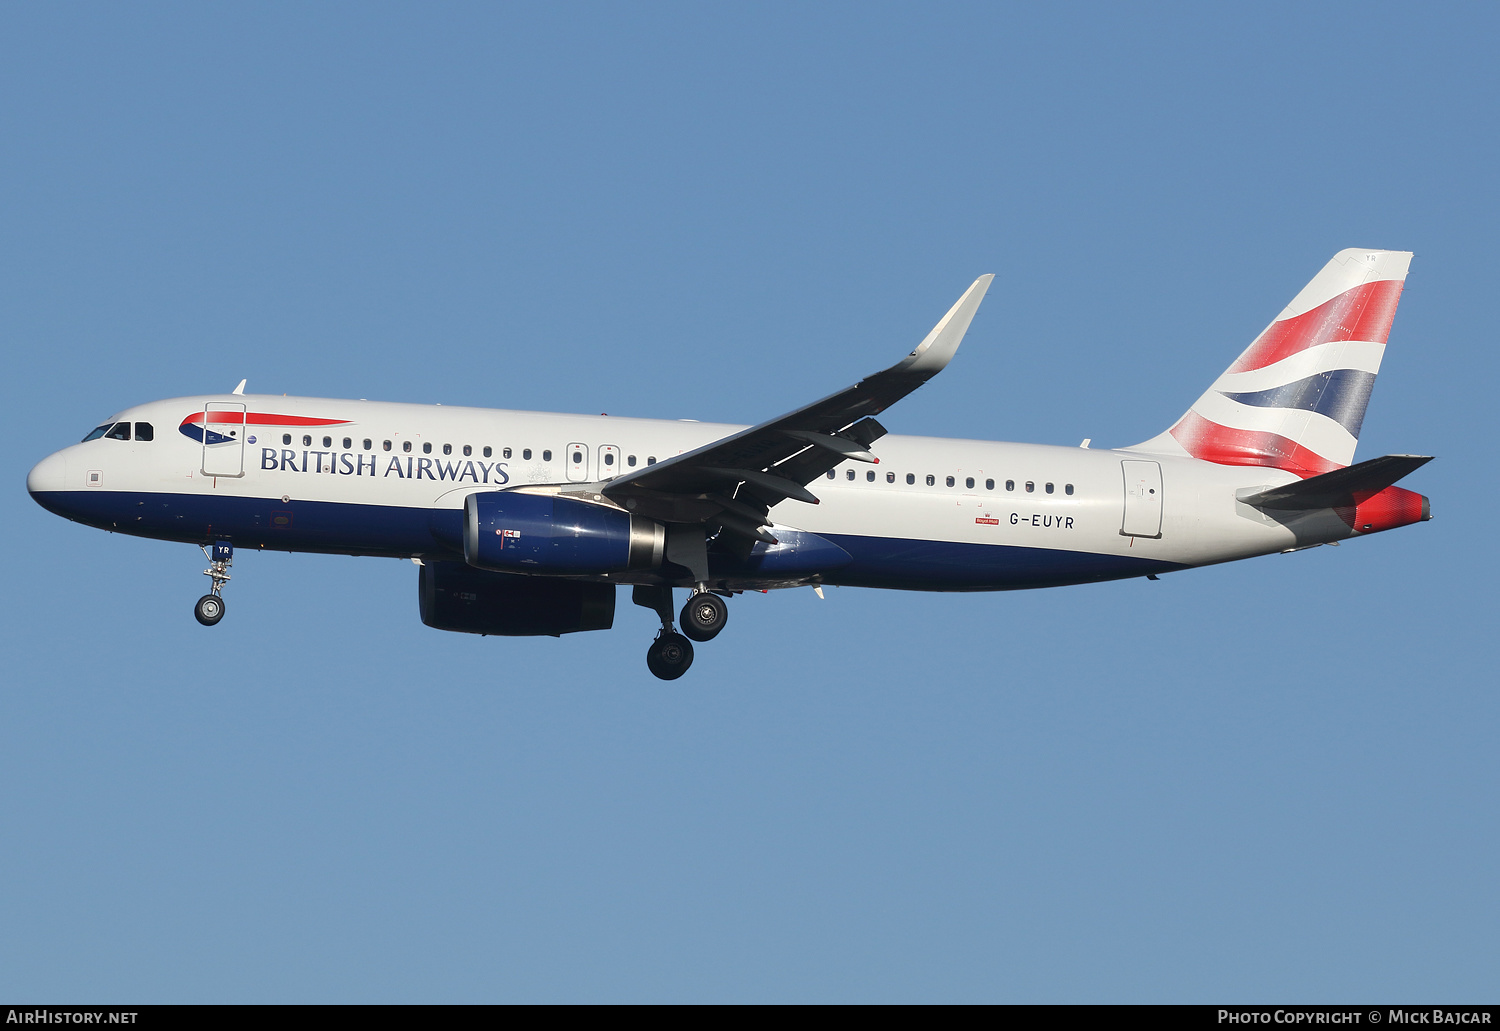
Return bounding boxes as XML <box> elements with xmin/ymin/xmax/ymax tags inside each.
<box><xmin>464</xmin><ymin>491</ymin><xmax>664</xmax><ymax>575</ymax></box>
<box><xmin>419</xmin><ymin>561</ymin><xmax>615</xmax><ymax>637</ymax></box>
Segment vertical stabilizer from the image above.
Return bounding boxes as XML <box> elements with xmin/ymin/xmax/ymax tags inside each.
<box><xmin>1131</xmin><ymin>249</ymin><xmax>1412</xmax><ymax>476</ymax></box>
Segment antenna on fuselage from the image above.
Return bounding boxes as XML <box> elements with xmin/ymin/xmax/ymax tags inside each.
<box><xmin>232</xmin><ymin>379</ymin><xmax>247</xmax><ymax>395</ymax></box>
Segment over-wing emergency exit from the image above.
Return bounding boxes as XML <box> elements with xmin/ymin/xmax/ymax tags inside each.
<box><xmin>28</xmin><ymin>250</ymin><xmax>1431</xmax><ymax>679</ymax></box>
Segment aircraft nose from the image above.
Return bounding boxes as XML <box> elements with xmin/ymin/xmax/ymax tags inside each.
<box><xmin>27</xmin><ymin>449</ymin><xmax>68</xmax><ymax>499</ymax></box>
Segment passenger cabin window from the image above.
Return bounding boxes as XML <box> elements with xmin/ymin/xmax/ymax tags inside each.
<box><xmin>605</xmin><ymin>453</ymin><xmax>615</xmax><ymax>466</ymax></box>
<box><xmin>383</xmin><ymin>440</ymin><xmax>392</xmax><ymax>451</ymax></box>
<box><xmin>543</xmin><ymin>450</ymin><xmax>552</xmax><ymax>462</ymax></box>
<box><xmin>134</xmin><ymin>423</ymin><xmax>153</xmax><ymax>441</ymax></box>
<box><xmin>364</xmin><ymin>439</ymin><xmax>372</xmax><ymax>450</ymax></box>
<box><xmin>106</xmin><ymin>423</ymin><xmax>131</xmax><ymax>441</ymax></box>
<box><xmin>283</xmin><ymin>433</ymin><xmax>292</xmax><ymax>445</ymax></box>
<box><xmin>463</xmin><ymin>445</ymin><xmax>471</xmax><ymax>457</ymax></box>
<box><xmin>1006</xmin><ymin>480</ymin><xmax>1014</xmax><ymax>491</ymax></box>
<box><xmin>965</xmin><ymin>477</ymin><xmax>975</xmax><ymax>489</ymax></box>
<box><xmin>946</xmin><ymin>475</ymin><xmax>955</xmax><ymax>487</ymax></box>
<box><xmin>1065</xmin><ymin>484</ymin><xmax>1074</xmax><ymax>495</ymax></box>
<box><xmin>482</xmin><ymin>446</ymin><xmax>491</xmax><ymax>458</ymax></box>
<box><xmin>572</xmin><ymin>450</ymin><xmax>583</xmax><ymax>464</ymax></box>
<box><xmin>628</xmin><ymin>455</ymin><xmax>637</xmax><ymax>467</ymax></box>
<box><xmin>403</xmin><ymin>441</ymin><xmax>412</xmax><ymax>453</ymax></box>
<box><xmin>985</xmin><ymin>478</ymin><xmax>994</xmax><ymax>490</ymax></box>
<box><xmin>846</xmin><ymin>469</ymin><xmax>856</xmax><ymax>480</ymax></box>
<box><xmin>647</xmin><ymin>456</ymin><xmax>656</xmax><ymax>465</ymax></box>
<box><xmin>303</xmin><ymin>435</ymin><xmax>312</xmax><ymax>447</ymax></box>
<box><xmin>886</xmin><ymin>472</ymin><xmax>895</xmax><ymax>483</ymax></box>
<box><xmin>906</xmin><ymin>473</ymin><xmax>915</xmax><ymax>485</ymax></box>
<box><xmin>422</xmin><ymin>442</ymin><xmax>432</xmax><ymax>454</ymax></box>
<box><xmin>826</xmin><ymin>470</ymin><xmax>835</xmax><ymax>479</ymax></box>
<box><xmin>322</xmin><ymin>436</ymin><xmax>332</xmax><ymax>448</ymax></box>
<box><xmin>502</xmin><ymin>447</ymin><xmax>511</xmax><ymax>458</ymax></box>
<box><xmin>866</xmin><ymin>470</ymin><xmax>876</xmax><ymax>481</ymax></box>
<box><xmin>1045</xmin><ymin>483</ymin><xmax>1054</xmax><ymax>494</ymax></box>
<box><xmin>82</xmin><ymin>424</ymin><xmax>112</xmax><ymax>442</ymax></box>
<box><xmin>523</xmin><ymin>449</ymin><xmax>532</xmax><ymax>460</ymax></box>
<box><xmin>926</xmin><ymin>474</ymin><xmax>935</xmax><ymax>486</ymax></box>
<box><xmin>1025</xmin><ymin>481</ymin><xmax>1034</xmax><ymax>492</ymax></box>
<box><xmin>443</xmin><ymin>444</ymin><xmax>452</xmax><ymax>455</ymax></box>
<box><xmin>342</xmin><ymin>437</ymin><xmax>351</xmax><ymax>449</ymax></box>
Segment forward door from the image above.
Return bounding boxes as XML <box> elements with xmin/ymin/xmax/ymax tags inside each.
<box><xmin>201</xmin><ymin>402</ymin><xmax>247</xmax><ymax>477</ymax></box>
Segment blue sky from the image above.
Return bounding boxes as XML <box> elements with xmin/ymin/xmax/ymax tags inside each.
<box><xmin>2</xmin><ymin>2</ymin><xmax>1495</xmax><ymax>1002</ymax></box>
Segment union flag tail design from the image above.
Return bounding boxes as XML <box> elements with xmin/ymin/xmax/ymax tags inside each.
<box><xmin>1131</xmin><ymin>249</ymin><xmax>1412</xmax><ymax>477</ymax></box>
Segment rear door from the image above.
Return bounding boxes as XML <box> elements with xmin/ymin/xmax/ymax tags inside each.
<box><xmin>201</xmin><ymin>402</ymin><xmax>247</xmax><ymax>477</ymax></box>
<box><xmin>1120</xmin><ymin>460</ymin><xmax>1163</xmax><ymax>538</ymax></box>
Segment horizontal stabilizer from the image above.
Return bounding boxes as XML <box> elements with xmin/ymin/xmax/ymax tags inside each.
<box><xmin>1237</xmin><ymin>454</ymin><xmax>1432</xmax><ymax>510</ymax></box>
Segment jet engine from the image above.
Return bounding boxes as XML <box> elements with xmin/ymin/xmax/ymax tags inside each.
<box><xmin>418</xmin><ymin>560</ymin><xmax>615</xmax><ymax>637</ymax></box>
<box><xmin>463</xmin><ymin>491</ymin><xmax>664</xmax><ymax>575</ymax></box>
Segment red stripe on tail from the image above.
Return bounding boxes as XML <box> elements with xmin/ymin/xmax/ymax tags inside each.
<box><xmin>1169</xmin><ymin>411</ymin><xmax>1343</xmax><ymax>477</ymax></box>
<box><xmin>1229</xmin><ymin>279</ymin><xmax>1403</xmax><ymax>373</ymax></box>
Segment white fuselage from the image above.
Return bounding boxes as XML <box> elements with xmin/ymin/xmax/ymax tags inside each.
<box><xmin>28</xmin><ymin>392</ymin><xmax>1335</xmax><ymax>592</ymax></box>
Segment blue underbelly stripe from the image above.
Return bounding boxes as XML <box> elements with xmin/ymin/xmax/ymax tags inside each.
<box><xmin>816</xmin><ymin>532</ymin><xmax>1181</xmax><ymax>590</ymax></box>
<box><xmin>30</xmin><ymin>490</ymin><xmax>1183</xmax><ymax>590</ymax></box>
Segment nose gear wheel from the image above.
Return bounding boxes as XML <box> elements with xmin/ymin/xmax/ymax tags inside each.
<box><xmin>194</xmin><ymin>594</ymin><xmax>225</xmax><ymax>626</ymax></box>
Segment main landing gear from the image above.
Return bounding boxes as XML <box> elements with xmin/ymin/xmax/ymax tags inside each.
<box><xmin>646</xmin><ymin>631</ymin><xmax>694</xmax><ymax>681</ymax></box>
<box><xmin>634</xmin><ymin>584</ymin><xmax>732</xmax><ymax>680</ymax></box>
<box><xmin>680</xmin><ymin>591</ymin><xmax>728</xmax><ymax>642</ymax></box>
<box><xmin>195</xmin><ymin>540</ymin><xmax>233</xmax><ymax>627</ymax></box>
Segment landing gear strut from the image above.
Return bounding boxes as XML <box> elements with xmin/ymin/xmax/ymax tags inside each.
<box><xmin>195</xmin><ymin>540</ymin><xmax>232</xmax><ymax>627</ymax></box>
<box><xmin>633</xmin><ymin>584</ymin><xmax>696</xmax><ymax>680</ymax></box>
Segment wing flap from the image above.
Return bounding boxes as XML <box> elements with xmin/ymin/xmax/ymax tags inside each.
<box><xmin>602</xmin><ymin>276</ymin><xmax>993</xmax><ymax>518</ymax></box>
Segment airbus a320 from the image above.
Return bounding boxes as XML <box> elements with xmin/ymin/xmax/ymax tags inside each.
<box><xmin>28</xmin><ymin>249</ymin><xmax>1431</xmax><ymax>679</ymax></box>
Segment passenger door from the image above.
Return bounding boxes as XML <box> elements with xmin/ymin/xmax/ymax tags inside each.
<box><xmin>201</xmin><ymin>402</ymin><xmax>247</xmax><ymax>477</ymax></box>
<box><xmin>1120</xmin><ymin>460</ymin><xmax>1163</xmax><ymax>538</ymax></box>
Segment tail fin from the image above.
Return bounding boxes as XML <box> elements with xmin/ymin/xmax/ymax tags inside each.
<box><xmin>1131</xmin><ymin>249</ymin><xmax>1412</xmax><ymax>476</ymax></box>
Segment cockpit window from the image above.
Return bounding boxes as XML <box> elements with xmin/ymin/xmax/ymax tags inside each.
<box><xmin>134</xmin><ymin>422</ymin><xmax>153</xmax><ymax>441</ymax></box>
<box><xmin>82</xmin><ymin>424</ymin><xmax>112</xmax><ymax>442</ymax></box>
<box><xmin>105</xmin><ymin>423</ymin><xmax>132</xmax><ymax>441</ymax></box>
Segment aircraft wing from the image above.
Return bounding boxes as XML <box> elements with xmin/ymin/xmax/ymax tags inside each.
<box><xmin>600</xmin><ymin>275</ymin><xmax>993</xmax><ymax>549</ymax></box>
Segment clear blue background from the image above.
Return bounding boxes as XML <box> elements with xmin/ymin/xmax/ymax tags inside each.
<box><xmin>1</xmin><ymin>2</ymin><xmax>1493</xmax><ymax>1003</ymax></box>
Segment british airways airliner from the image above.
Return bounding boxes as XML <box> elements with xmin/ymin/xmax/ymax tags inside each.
<box><xmin>27</xmin><ymin>249</ymin><xmax>1431</xmax><ymax>679</ymax></box>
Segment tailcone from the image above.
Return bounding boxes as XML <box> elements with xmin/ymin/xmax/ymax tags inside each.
<box><xmin>1340</xmin><ymin>485</ymin><xmax>1429</xmax><ymax>536</ymax></box>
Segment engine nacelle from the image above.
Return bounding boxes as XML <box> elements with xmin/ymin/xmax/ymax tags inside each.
<box><xmin>464</xmin><ymin>491</ymin><xmax>664</xmax><ymax>575</ymax></box>
<box><xmin>418</xmin><ymin>561</ymin><xmax>615</xmax><ymax>637</ymax></box>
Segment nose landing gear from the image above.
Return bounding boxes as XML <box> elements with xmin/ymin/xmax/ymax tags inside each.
<box><xmin>195</xmin><ymin>540</ymin><xmax>232</xmax><ymax>627</ymax></box>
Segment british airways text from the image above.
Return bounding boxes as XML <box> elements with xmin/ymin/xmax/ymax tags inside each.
<box><xmin>260</xmin><ymin>449</ymin><xmax>510</xmax><ymax>484</ymax></box>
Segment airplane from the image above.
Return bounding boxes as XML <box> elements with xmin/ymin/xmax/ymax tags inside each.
<box><xmin>27</xmin><ymin>249</ymin><xmax>1431</xmax><ymax>680</ymax></box>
